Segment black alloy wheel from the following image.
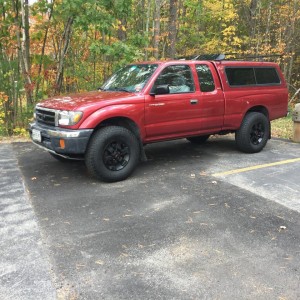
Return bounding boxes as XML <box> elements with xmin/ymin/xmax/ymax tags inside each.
<box><xmin>250</xmin><ymin>122</ymin><xmax>265</xmax><ymax>145</ymax></box>
<box><xmin>103</xmin><ymin>140</ymin><xmax>130</xmax><ymax>171</ymax></box>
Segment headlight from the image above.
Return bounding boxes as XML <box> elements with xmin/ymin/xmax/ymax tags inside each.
<box><xmin>58</xmin><ymin>111</ymin><xmax>83</xmax><ymax>126</ymax></box>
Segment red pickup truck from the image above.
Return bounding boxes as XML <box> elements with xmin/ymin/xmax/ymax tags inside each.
<box><xmin>30</xmin><ymin>58</ymin><xmax>288</xmax><ymax>182</ymax></box>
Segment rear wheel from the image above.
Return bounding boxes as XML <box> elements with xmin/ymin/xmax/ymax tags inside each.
<box><xmin>235</xmin><ymin>112</ymin><xmax>270</xmax><ymax>153</ymax></box>
<box><xmin>85</xmin><ymin>126</ymin><xmax>140</xmax><ymax>182</ymax></box>
<box><xmin>187</xmin><ymin>135</ymin><xmax>210</xmax><ymax>144</ymax></box>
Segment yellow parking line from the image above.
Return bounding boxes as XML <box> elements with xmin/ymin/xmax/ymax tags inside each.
<box><xmin>212</xmin><ymin>158</ymin><xmax>300</xmax><ymax>177</ymax></box>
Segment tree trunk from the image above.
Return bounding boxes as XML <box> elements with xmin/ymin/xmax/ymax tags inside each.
<box><xmin>265</xmin><ymin>1</ymin><xmax>272</xmax><ymax>44</ymax></box>
<box><xmin>117</xmin><ymin>19</ymin><xmax>127</xmax><ymax>41</ymax></box>
<box><xmin>21</xmin><ymin>0</ymin><xmax>32</xmax><ymax>106</ymax></box>
<box><xmin>145</xmin><ymin>0</ymin><xmax>151</xmax><ymax>60</ymax></box>
<box><xmin>54</xmin><ymin>16</ymin><xmax>74</xmax><ymax>95</ymax></box>
<box><xmin>167</xmin><ymin>0</ymin><xmax>177</xmax><ymax>59</ymax></box>
<box><xmin>12</xmin><ymin>0</ymin><xmax>33</xmax><ymax>107</ymax></box>
<box><xmin>283</xmin><ymin>0</ymin><xmax>297</xmax><ymax>86</ymax></box>
<box><xmin>35</xmin><ymin>0</ymin><xmax>55</xmax><ymax>99</ymax></box>
<box><xmin>249</xmin><ymin>0</ymin><xmax>258</xmax><ymax>41</ymax></box>
<box><xmin>153</xmin><ymin>0</ymin><xmax>161</xmax><ymax>59</ymax></box>
<box><xmin>140</xmin><ymin>0</ymin><xmax>145</xmax><ymax>31</ymax></box>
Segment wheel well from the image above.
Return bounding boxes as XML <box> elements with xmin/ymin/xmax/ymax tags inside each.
<box><xmin>244</xmin><ymin>106</ymin><xmax>271</xmax><ymax>138</ymax></box>
<box><xmin>93</xmin><ymin>117</ymin><xmax>147</xmax><ymax>161</ymax></box>
<box><xmin>247</xmin><ymin>106</ymin><xmax>269</xmax><ymax>118</ymax></box>
<box><xmin>96</xmin><ymin>117</ymin><xmax>140</xmax><ymax>138</ymax></box>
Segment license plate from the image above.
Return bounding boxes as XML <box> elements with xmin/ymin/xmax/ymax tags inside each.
<box><xmin>32</xmin><ymin>129</ymin><xmax>42</xmax><ymax>142</ymax></box>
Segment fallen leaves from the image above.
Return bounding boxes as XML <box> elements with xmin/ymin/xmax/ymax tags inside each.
<box><xmin>76</xmin><ymin>263</ymin><xmax>85</xmax><ymax>269</ymax></box>
<box><xmin>185</xmin><ymin>217</ymin><xmax>193</xmax><ymax>224</ymax></box>
<box><xmin>120</xmin><ymin>252</ymin><xmax>130</xmax><ymax>258</ymax></box>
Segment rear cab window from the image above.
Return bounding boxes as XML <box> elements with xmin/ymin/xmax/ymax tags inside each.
<box><xmin>195</xmin><ymin>64</ymin><xmax>216</xmax><ymax>92</ymax></box>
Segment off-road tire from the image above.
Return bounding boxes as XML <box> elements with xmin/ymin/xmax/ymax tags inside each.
<box><xmin>235</xmin><ymin>112</ymin><xmax>270</xmax><ymax>153</ymax></box>
<box><xmin>85</xmin><ymin>126</ymin><xmax>140</xmax><ymax>182</ymax></box>
<box><xmin>187</xmin><ymin>135</ymin><xmax>210</xmax><ymax>144</ymax></box>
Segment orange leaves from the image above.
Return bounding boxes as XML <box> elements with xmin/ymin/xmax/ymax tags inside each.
<box><xmin>0</xmin><ymin>92</ymin><xmax>9</xmax><ymax>105</ymax></box>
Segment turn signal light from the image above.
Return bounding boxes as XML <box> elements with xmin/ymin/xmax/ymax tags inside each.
<box><xmin>59</xmin><ymin>139</ymin><xmax>65</xmax><ymax>149</ymax></box>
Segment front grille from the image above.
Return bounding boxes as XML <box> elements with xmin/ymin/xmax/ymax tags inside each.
<box><xmin>36</xmin><ymin>107</ymin><xmax>56</xmax><ymax>126</ymax></box>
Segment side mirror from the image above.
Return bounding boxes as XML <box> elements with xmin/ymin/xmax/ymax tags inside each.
<box><xmin>150</xmin><ymin>84</ymin><xmax>170</xmax><ymax>96</ymax></box>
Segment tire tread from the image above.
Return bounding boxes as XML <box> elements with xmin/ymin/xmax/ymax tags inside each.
<box><xmin>235</xmin><ymin>112</ymin><xmax>269</xmax><ymax>153</ymax></box>
<box><xmin>85</xmin><ymin>126</ymin><xmax>140</xmax><ymax>182</ymax></box>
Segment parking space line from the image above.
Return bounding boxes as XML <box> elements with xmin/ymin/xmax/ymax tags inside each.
<box><xmin>212</xmin><ymin>158</ymin><xmax>300</xmax><ymax>177</ymax></box>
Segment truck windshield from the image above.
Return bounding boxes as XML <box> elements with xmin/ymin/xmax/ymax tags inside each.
<box><xmin>101</xmin><ymin>64</ymin><xmax>158</xmax><ymax>92</ymax></box>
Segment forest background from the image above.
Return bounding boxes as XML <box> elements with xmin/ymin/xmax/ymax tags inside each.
<box><xmin>0</xmin><ymin>0</ymin><xmax>299</xmax><ymax>136</ymax></box>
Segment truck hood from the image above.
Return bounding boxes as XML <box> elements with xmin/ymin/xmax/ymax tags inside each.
<box><xmin>37</xmin><ymin>90</ymin><xmax>142</xmax><ymax>111</ymax></box>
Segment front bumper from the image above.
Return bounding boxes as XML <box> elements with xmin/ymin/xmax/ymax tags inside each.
<box><xmin>29</xmin><ymin>122</ymin><xmax>93</xmax><ymax>157</ymax></box>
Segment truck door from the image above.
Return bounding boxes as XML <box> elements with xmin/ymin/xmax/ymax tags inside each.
<box><xmin>144</xmin><ymin>64</ymin><xmax>202</xmax><ymax>140</ymax></box>
<box><xmin>194</xmin><ymin>63</ymin><xmax>225</xmax><ymax>132</ymax></box>
<box><xmin>144</xmin><ymin>63</ymin><xmax>225</xmax><ymax>141</ymax></box>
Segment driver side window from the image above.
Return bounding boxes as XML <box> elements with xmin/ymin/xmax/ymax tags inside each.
<box><xmin>153</xmin><ymin>65</ymin><xmax>195</xmax><ymax>94</ymax></box>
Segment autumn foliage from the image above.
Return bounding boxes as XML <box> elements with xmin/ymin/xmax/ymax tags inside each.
<box><xmin>0</xmin><ymin>0</ymin><xmax>299</xmax><ymax>135</ymax></box>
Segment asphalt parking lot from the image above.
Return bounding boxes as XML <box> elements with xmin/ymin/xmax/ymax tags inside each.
<box><xmin>1</xmin><ymin>136</ymin><xmax>300</xmax><ymax>299</ymax></box>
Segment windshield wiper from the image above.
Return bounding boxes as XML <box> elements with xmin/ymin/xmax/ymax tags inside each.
<box><xmin>100</xmin><ymin>87</ymin><xmax>131</xmax><ymax>92</ymax></box>
<box><xmin>114</xmin><ymin>87</ymin><xmax>131</xmax><ymax>92</ymax></box>
<box><xmin>102</xmin><ymin>87</ymin><xmax>130</xmax><ymax>93</ymax></box>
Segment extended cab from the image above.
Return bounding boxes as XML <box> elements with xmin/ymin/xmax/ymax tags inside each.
<box><xmin>29</xmin><ymin>58</ymin><xmax>288</xmax><ymax>182</ymax></box>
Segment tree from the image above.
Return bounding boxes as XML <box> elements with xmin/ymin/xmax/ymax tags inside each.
<box><xmin>153</xmin><ymin>0</ymin><xmax>162</xmax><ymax>59</ymax></box>
<box><xmin>34</xmin><ymin>0</ymin><xmax>55</xmax><ymax>99</ymax></box>
<box><xmin>1</xmin><ymin>0</ymin><xmax>300</xmax><ymax>136</ymax></box>
<box><xmin>167</xmin><ymin>0</ymin><xmax>178</xmax><ymax>58</ymax></box>
<box><xmin>54</xmin><ymin>16</ymin><xmax>73</xmax><ymax>94</ymax></box>
<box><xmin>12</xmin><ymin>0</ymin><xmax>33</xmax><ymax>106</ymax></box>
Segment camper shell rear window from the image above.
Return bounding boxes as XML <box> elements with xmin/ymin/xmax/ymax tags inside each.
<box><xmin>225</xmin><ymin>67</ymin><xmax>281</xmax><ymax>86</ymax></box>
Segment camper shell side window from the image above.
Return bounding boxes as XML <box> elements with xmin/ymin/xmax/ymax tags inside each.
<box><xmin>225</xmin><ymin>67</ymin><xmax>281</xmax><ymax>87</ymax></box>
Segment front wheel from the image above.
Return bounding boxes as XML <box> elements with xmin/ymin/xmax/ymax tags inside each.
<box><xmin>235</xmin><ymin>112</ymin><xmax>270</xmax><ymax>153</ymax></box>
<box><xmin>85</xmin><ymin>126</ymin><xmax>140</xmax><ymax>182</ymax></box>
